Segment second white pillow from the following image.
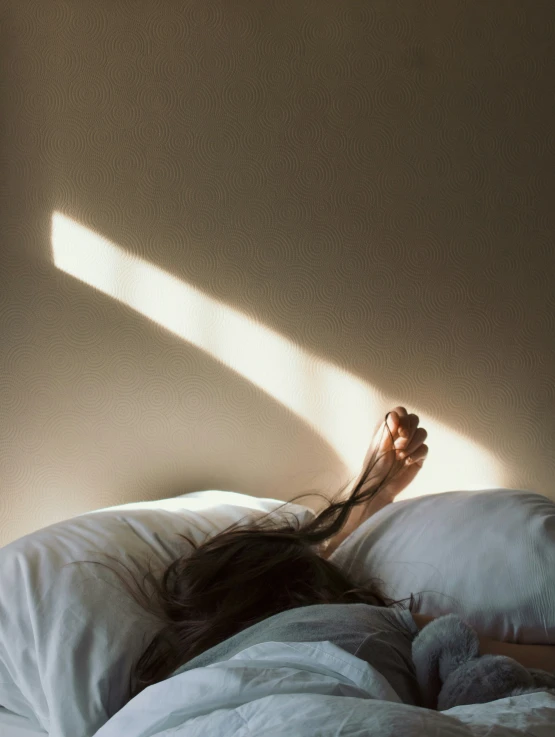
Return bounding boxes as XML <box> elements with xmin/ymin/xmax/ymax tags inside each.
<box><xmin>329</xmin><ymin>488</ymin><xmax>555</xmax><ymax>645</ymax></box>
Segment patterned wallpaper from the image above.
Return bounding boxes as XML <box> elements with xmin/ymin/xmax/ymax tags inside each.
<box><xmin>1</xmin><ymin>0</ymin><xmax>554</xmax><ymax>546</ymax></box>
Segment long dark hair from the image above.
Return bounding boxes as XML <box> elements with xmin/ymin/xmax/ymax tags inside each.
<box><xmin>66</xmin><ymin>413</ymin><xmax>421</xmax><ymax>702</ymax></box>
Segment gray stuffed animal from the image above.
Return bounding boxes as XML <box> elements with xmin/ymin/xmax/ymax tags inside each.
<box><xmin>412</xmin><ymin>613</ymin><xmax>555</xmax><ymax>711</ymax></box>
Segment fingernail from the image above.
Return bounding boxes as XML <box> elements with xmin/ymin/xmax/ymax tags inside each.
<box><xmin>405</xmin><ymin>456</ymin><xmax>413</xmax><ymax>465</ymax></box>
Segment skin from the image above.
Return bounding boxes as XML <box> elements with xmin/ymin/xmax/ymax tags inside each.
<box><xmin>325</xmin><ymin>406</ymin><xmax>555</xmax><ymax>674</ymax></box>
<box><xmin>324</xmin><ymin>406</ymin><xmax>428</xmax><ymax>557</ymax></box>
<box><xmin>412</xmin><ymin>613</ymin><xmax>555</xmax><ymax>673</ymax></box>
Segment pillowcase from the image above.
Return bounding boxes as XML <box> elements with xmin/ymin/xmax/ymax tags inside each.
<box><xmin>0</xmin><ymin>490</ymin><xmax>315</xmax><ymax>737</ymax></box>
<box><xmin>329</xmin><ymin>488</ymin><xmax>555</xmax><ymax>646</ymax></box>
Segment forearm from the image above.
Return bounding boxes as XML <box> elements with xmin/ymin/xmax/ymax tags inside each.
<box><xmin>322</xmin><ymin>493</ymin><xmax>392</xmax><ymax>559</ymax></box>
<box><xmin>478</xmin><ymin>637</ymin><xmax>555</xmax><ymax>673</ymax></box>
<box><xmin>413</xmin><ymin>614</ymin><xmax>555</xmax><ymax>673</ymax></box>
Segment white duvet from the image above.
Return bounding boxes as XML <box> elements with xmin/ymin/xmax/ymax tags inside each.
<box><xmin>92</xmin><ymin>640</ymin><xmax>555</xmax><ymax>737</ymax></box>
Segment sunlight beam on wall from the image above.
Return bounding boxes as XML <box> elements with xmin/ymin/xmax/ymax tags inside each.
<box><xmin>51</xmin><ymin>211</ymin><xmax>503</xmax><ymax>497</ymax></box>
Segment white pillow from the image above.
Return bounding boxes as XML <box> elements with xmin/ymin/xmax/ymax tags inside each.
<box><xmin>0</xmin><ymin>491</ymin><xmax>314</xmax><ymax>737</ymax></box>
<box><xmin>329</xmin><ymin>488</ymin><xmax>555</xmax><ymax>646</ymax></box>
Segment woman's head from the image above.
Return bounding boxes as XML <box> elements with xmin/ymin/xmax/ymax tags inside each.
<box><xmin>67</xmin><ymin>413</ymin><xmax>417</xmax><ymax>701</ymax></box>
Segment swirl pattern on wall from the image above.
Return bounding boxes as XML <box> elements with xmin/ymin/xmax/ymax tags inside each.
<box><xmin>1</xmin><ymin>0</ymin><xmax>554</xmax><ymax>545</ymax></box>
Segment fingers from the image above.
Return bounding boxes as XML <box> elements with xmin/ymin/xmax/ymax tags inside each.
<box><xmin>386</xmin><ymin>407</ymin><xmax>428</xmax><ymax>466</ymax></box>
<box><xmin>386</xmin><ymin>406</ymin><xmax>409</xmax><ymax>438</ymax></box>
<box><xmin>402</xmin><ymin>442</ymin><xmax>429</xmax><ymax>466</ymax></box>
<box><xmin>391</xmin><ymin>410</ymin><xmax>419</xmax><ymax>445</ymax></box>
<box><xmin>405</xmin><ymin>413</ymin><xmax>419</xmax><ymax>440</ymax></box>
<box><xmin>385</xmin><ymin>411</ymin><xmax>400</xmax><ymax>437</ymax></box>
<box><xmin>385</xmin><ymin>407</ymin><xmax>428</xmax><ymax>464</ymax></box>
<box><xmin>397</xmin><ymin>427</ymin><xmax>428</xmax><ymax>459</ymax></box>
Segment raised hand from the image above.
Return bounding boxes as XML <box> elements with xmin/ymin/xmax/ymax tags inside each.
<box><xmin>322</xmin><ymin>407</ymin><xmax>430</xmax><ymax>558</ymax></box>
<box><xmin>358</xmin><ymin>406</ymin><xmax>429</xmax><ymax>501</ymax></box>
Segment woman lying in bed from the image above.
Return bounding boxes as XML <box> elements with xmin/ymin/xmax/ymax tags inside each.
<box><xmin>99</xmin><ymin>406</ymin><xmax>555</xmax><ymax>705</ymax></box>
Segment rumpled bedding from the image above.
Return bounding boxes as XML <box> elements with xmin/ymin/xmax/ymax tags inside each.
<box><xmin>92</xmin><ymin>639</ymin><xmax>555</xmax><ymax>736</ymax></box>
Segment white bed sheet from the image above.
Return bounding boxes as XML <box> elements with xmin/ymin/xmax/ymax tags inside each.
<box><xmin>91</xmin><ymin>640</ymin><xmax>555</xmax><ymax>737</ymax></box>
<box><xmin>0</xmin><ymin>709</ymin><xmax>46</xmax><ymax>737</ymax></box>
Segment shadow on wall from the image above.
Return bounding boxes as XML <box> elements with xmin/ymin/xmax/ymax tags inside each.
<box><xmin>2</xmin><ymin>0</ymin><xmax>555</xmax><ymax>546</ymax></box>
<box><xmin>51</xmin><ymin>211</ymin><xmax>503</xmax><ymax>502</ymax></box>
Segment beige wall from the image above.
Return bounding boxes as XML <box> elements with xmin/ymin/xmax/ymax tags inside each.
<box><xmin>1</xmin><ymin>0</ymin><xmax>554</xmax><ymax>546</ymax></box>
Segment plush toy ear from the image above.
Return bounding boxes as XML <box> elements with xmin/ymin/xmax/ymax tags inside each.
<box><xmin>411</xmin><ymin>614</ymin><xmax>480</xmax><ymax>710</ymax></box>
<box><xmin>412</xmin><ymin>614</ymin><xmax>555</xmax><ymax>711</ymax></box>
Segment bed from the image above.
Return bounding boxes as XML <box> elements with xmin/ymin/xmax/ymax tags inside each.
<box><xmin>0</xmin><ymin>488</ymin><xmax>554</xmax><ymax>736</ymax></box>
<box><xmin>0</xmin><ymin>708</ymin><xmax>46</xmax><ymax>737</ymax></box>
